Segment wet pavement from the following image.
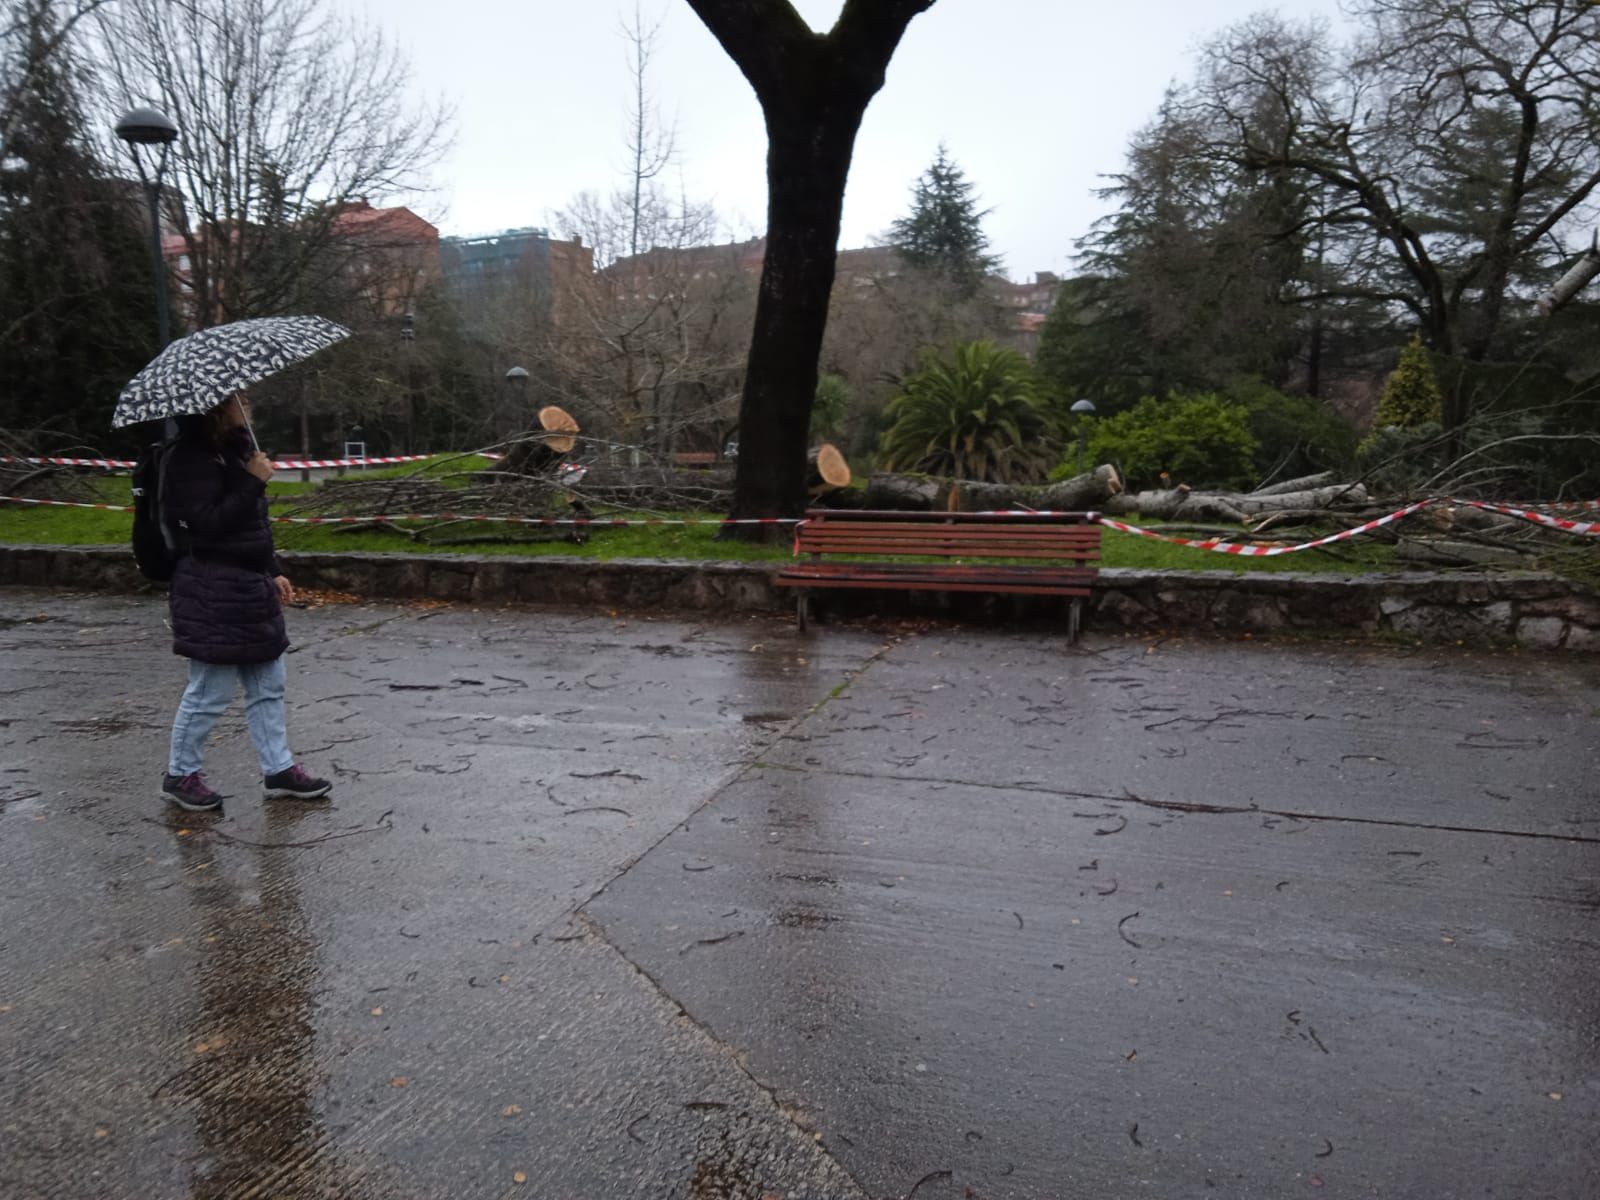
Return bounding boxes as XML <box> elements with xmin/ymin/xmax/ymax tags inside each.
<box><xmin>1</xmin><ymin>590</ymin><xmax>1597</xmax><ymax>1199</ymax></box>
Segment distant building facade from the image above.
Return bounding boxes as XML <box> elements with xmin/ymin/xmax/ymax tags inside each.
<box><xmin>440</xmin><ymin>227</ymin><xmax>593</xmax><ymax>327</ymax></box>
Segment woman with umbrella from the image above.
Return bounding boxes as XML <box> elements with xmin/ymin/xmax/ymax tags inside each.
<box><xmin>115</xmin><ymin>317</ymin><xmax>347</xmax><ymax>812</ymax></box>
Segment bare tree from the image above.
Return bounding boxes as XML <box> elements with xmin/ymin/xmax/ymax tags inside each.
<box><xmin>686</xmin><ymin>0</ymin><xmax>936</xmax><ymax>527</ymax></box>
<box><xmin>622</xmin><ymin>1</ymin><xmax>673</xmax><ymax>261</ymax></box>
<box><xmin>1187</xmin><ymin>1</ymin><xmax>1600</xmax><ymax>428</ymax></box>
<box><xmin>542</xmin><ymin>4</ymin><xmax>741</xmax><ymax>460</ymax></box>
<box><xmin>92</xmin><ymin>0</ymin><xmax>450</xmax><ymax>327</ymax></box>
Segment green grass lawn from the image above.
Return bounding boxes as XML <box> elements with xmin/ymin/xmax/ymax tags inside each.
<box><xmin>0</xmin><ymin>473</ymin><xmax>1409</xmax><ymax>572</ymax></box>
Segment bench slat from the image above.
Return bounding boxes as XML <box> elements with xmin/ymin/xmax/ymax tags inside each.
<box><xmin>784</xmin><ymin>510</ymin><xmax>1101</xmax><ymax>637</ymax></box>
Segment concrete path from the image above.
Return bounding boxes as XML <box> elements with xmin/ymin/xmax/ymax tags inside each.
<box><xmin>1</xmin><ymin>590</ymin><xmax>1595</xmax><ymax>1199</ymax></box>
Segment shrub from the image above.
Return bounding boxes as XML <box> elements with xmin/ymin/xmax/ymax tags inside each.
<box><xmin>1374</xmin><ymin>335</ymin><xmax>1443</xmax><ymax>430</ymax></box>
<box><xmin>1064</xmin><ymin>392</ymin><xmax>1259</xmax><ymax>490</ymax></box>
<box><xmin>1224</xmin><ymin>378</ymin><xmax>1358</xmax><ymax>480</ymax></box>
<box><xmin>811</xmin><ymin>374</ymin><xmax>851</xmax><ymax>440</ymax></box>
<box><xmin>879</xmin><ymin>341</ymin><xmax>1055</xmax><ymax>483</ymax></box>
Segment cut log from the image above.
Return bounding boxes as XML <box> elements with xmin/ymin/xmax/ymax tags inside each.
<box><xmin>539</xmin><ymin>406</ymin><xmax>579</xmax><ymax>453</ymax></box>
<box><xmin>862</xmin><ymin>472</ymin><xmax>943</xmax><ymax>510</ymax></box>
<box><xmin>1231</xmin><ymin>483</ymin><xmax>1367</xmax><ymax>515</ymax></box>
<box><xmin>806</xmin><ymin>443</ymin><xmax>851</xmax><ymax>496</ymax></box>
<box><xmin>1030</xmin><ymin>464</ymin><xmax>1124</xmax><ymax>510</ymax></box>
<box><xmin>1170</xmin><ymin>494</ymin><xmax>1249</xmax><ymax>524</ymax></box>
<box><xmin>1249</xmin><ymin>471</ymin><xmax>1335</xmax><ymax>497</ymax></box>
<box><xmin>860</xmin><ymin>464</ymin><xmax>1122</xmax><ymax>513</ymax></box>
<box><xmin>1103</xmin><ymin>486</ymin><xmax>1192</xmax><ymax>520</ymax></box>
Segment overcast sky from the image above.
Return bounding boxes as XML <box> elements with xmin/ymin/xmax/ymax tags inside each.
<box><xmin>346</xmin><ymin>0</ymin><xmax>1348</xmax><ymax>280</ymax></box>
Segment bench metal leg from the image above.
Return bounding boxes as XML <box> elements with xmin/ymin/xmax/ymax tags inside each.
<box><xmin>796</xmin><ymin>590</ymin><xmax>810</xmax><ymax>634</ymax></box>
<box><xmin>1068</xmin><ymin>598</ymin><xmax>1082</xmax><ymax>643</ymax></box>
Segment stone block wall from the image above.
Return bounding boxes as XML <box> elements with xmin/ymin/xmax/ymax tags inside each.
<box><xmin>1</xmin><ymin>545</ymin><xmax>1594</xmax><ymax>651</ymax></box>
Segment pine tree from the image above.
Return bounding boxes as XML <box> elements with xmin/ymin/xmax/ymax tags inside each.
<box><xmin>0</xmin><ymin>1</ymin><xmax>156</xmax><ymax>443</ymax></box>
<box><xmin>1374</xmin><ymin>335</ymin><xmax>1443</xmax><ymax>430</ymax></box>
<box><xmin>888</xmin><ymin>144</ymin><xmax>1000</xmax><ymax>298</ymax></box>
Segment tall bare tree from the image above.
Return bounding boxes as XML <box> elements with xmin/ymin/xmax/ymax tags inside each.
<box><xmin>621</xmin><ymin>1</ymin><xmax>674</xmax><ymax>261</ymax></box>
<box><xmin>545</xmin><ymin>4</ymin><xmax>737</xmax><ymax>459</ymax></box>
<box><xmin>686</xmin><ymin>0</ymin><xmax>935</xmax><ymax>527</ymax></box>
<box><xmin>92</xmin><ymin>0</ymin><xmax>450</xmax><ymax>327</ymax></box>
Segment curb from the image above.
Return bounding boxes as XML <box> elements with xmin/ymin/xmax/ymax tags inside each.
<box><xmin>0</xmin><ymin>543</ymin><xmax>1595</xmax><ymax>651</ymax></box>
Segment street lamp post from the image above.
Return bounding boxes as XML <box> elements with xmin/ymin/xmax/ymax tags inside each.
<box><xmin>503</xmin><ymin>365</ymin><xmax>529</xmax><ymax>442</ymax></box>
<box><xmin>401</xmin><ymin>312</ymin><xmax>416</xmax><ymax>453</ymax></box>
<box><xmin>1070</xmin><ymin>398</ymin><xmax>1096</xmax><ymax>475</ymax></box>
<box><xmin>115</xmin><ymin>106</ymin><xmax>179</xmax><ymax>349</ymax></box>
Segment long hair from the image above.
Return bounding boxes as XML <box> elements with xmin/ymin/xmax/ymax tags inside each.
<box><xmin>184</xmin><ymin>398</ymin><xmax>243</xmax><ymax>454</ymax></box>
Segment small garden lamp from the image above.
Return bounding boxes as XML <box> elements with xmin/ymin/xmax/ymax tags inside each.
<box><xmin>1070</xmin><ymin>398</ymin><xmax>1096</xmax><ymax>475</ymax></box>
<box><xmin>502</xmin><ymin>365</ymin><xmax>529</xmax><ymax>442</ymax></box>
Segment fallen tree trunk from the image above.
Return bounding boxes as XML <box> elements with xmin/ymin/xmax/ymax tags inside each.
<box><xmin>857</xmin><ymin>464</ymin><xmax>1123</xmax><ymax>513</ymax></box>
<box><xmin>1170</xmin><ymin>494</ymin><xmax>1250</xmax><ymax>524</ymax></box>
<box><xmin>1102</xmin><ymin>486</ymin><xmax>1192</xmax><ymax>520</ymax></box>
<box><xmin>1104</xmin><ymin>482</ymin><xmax>1370</xmax><ymax>523</ymax></box>
<box><xmin>1249</xmin><ymin>471</ymin><xmax>1335</xmax><ymax>497</ymax></box>
<box><xmin>1230</xmin><ymin>483</ymin><xmax>1368</xmax><ymax>516</ymax></box>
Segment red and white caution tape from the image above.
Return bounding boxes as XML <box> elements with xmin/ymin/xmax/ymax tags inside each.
<box><xmin>2</xmin><ymin>452</ymin><xmax>439</xmax><ymax>471</ymax></box>
<box><xmin>1453</xmin><ymin>499</ymin><xmax>1600</xmax><ymax>536</ymax></box>
<box><xmin>262</xmin><ymin>453</ymin><xmax>438</xmax><ymax>470</ymax></box>
<box><xmin>1</xmin><ymin>454</ymin><xmax>138</xmax><ymax>469</ymax></box>
<box><xmin>3</xmin><ymin>493</ymin><xmax>1595</xmax><ymax>540</ymax></box>
<box><xmin>0</xmin><ymin>496</ymin><xmax>799</xmax><ymax>526</ymax></box>
<box><xmin>0</xmin><ymin>496</ymin><xmax>137</xmax><ymax>513</ymax></box>
<box><xmin>1097</xmin><ymin>500</ymin><xmax>1443</xmax><ymax>556</ymax></box>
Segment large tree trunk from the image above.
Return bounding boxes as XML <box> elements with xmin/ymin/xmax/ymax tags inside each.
<box><xmin>729</xmin><ymin>116</ymin><xmax>860</xmax><ymax>527</ymax></box>
<box><xmin>686</xmin><ymin>0</ymin><xmax>936</xmax><ymax>537</ymax></box>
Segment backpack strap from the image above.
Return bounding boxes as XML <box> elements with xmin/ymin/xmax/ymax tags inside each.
<box><xmin>155</xmin><ymin>440</ymin><xmax>189</xmax><ymax>557</ymax></box>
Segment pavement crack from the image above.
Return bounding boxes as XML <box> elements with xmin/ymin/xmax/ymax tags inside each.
<box><xmin>787</xmin><ymin>765</ymin><xmax>1600</xmax><ymax>844</ymax></box>
<box><xmin>575</xmin><ymin>911</ymin><xmax>873</xmax><ymax>1199</ymax></box>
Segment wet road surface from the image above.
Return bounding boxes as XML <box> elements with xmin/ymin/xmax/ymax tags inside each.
<box><xmin>1</xmin><ymin>590</ymin><xmax>1596</xmax><ymax>1198</ymax></box>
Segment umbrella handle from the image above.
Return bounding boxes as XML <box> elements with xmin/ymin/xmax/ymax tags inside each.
<box><xmin>243</xmin><ymin>411</ymin><xmax>262</xmax><ymax>454</ymax></box>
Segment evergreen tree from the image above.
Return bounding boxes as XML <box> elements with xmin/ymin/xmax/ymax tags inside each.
<box><xmin>888</xmin><ymin>144</ymin><xmax>1000</xmax><ymax>298</ymax></box>
<box><xmin>1373</xmin><ymin>335</ymin><xmax>1442</xmax><ymax>430</ymax></box>
<box><xmin>0</xmin><ymin>1</ymin><xmax>155</xmax><ymax>443</ymax></box>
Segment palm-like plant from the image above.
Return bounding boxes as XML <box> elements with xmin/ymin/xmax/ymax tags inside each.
<box><xmin>879</xmin><ymin>341</ymin><xmax>1055</xmax><ymax>482</ymax></box>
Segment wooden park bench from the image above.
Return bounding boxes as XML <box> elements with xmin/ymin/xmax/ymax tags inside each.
<box><xmin>777</xmin><ymin>508</ymin><xmax>1102</xmax><ymax>639</ymax></box>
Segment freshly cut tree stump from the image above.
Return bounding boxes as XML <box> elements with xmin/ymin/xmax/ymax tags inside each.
<box><xmin>500</xmin><ymin>406</ymin><xmax>581</xmax><ymax>474</ymax></box>
<box><xmin>806</xmin><ymin>443</ymin><xmax>851</xmax><ymax>497</ymax></box>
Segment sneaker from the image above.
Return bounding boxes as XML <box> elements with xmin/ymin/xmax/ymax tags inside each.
<box><xmin>162</xmin><ymin>771</ymin><xmax>223</xmax><ymax>813</ymax></box>
<box><xmin>263</xmin><ymin>763</ymin><xmax>332</xmax><ymax>801</ymax></box>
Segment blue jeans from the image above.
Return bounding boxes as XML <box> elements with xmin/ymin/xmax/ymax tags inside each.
<box><xmin>167</xmin><ymin>656</ymin><xmax>294</xmax><ymax>778</ymax></box>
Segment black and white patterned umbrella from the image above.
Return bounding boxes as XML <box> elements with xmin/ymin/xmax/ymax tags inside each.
<box><xmin>111</xmin><ymin>316</ymin><xmax>352</xmax><ymax>428</ymax></box>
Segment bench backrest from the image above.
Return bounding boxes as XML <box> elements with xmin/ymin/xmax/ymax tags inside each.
<box><xmin>795</xmin><ymin>509</ymin><xmax>1101</xmax><ymax>563</ymax></box>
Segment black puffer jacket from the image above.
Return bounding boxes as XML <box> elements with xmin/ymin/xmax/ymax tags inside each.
<box><xmin>164</xmin><ymin>425</ymin><xmax>288</xmax><ymax>665</ymax></box>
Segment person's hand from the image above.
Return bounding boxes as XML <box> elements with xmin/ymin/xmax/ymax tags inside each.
<box><xmin>274</xmin><ymin>575</ymin><xmax>294</xmax><ymax>605</ymax></box>
<box><xmin>246</xmin><ymin>452</ymin><xmax>275</xmax><ymax>483</ymax></box>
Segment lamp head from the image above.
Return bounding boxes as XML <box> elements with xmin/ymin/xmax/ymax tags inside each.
<box><xmin>115</xmin><ymin>107</ymin><xmax>179</xmax><ymax>146</ymax></box>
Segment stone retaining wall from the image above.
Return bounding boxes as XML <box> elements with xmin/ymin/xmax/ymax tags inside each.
<box><xmin>1</xmin><ymin>544</ymin><xmax>1594</xmax><ymax>650</ymax></box>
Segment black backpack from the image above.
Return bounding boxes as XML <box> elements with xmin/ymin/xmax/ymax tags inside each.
<box><xmin>131</xmin><ymin>438</ymin><xmax>182</xmax><ymax>582</ymax></box>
